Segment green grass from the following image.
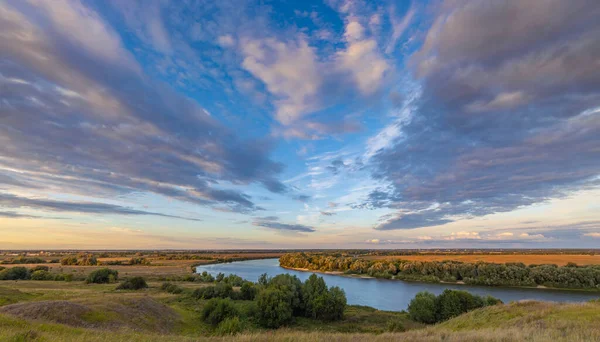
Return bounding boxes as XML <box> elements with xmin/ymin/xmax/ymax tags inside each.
<box><xmin>0</xmin><ymin>280</ymin><xmax>599</xmax><ymax>341</ymax></box>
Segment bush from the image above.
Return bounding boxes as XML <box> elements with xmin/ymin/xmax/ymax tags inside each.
<box><xmin>198</xmin><ymin>271</ymin><xmax>215</xmax><ymax>283</ymax></box>
<box><xmin>240</xmin><ymin>281</ymin><xmax>257</xmax><ymax>300</ymax></box>
<box><xmin>31</xmin><ymin>266</ymin><xmax>49</xmax><ymax>272</ymax></box>
<box><xmin>408</xmin><ymin>290</ymin><xmax>502</xmax><ymax>324</ymax></box>
<box><xmin>161</xmin><ymin>282</ymin><xmax>184</xmax><ymax>294</ymax></box>
<box><xmin>30</xmin><ymin>270</ymin><xmax>53</xmax><ymax>281</ymax></box>
<box><xmin>60</xmin><ymin>257</ymin><xmax>78</xmax><ymax>266</ymax></box>
<box><xmin>387</xmin><ymin>319</ymin><xmax>406</xmax><ymax>332</ymax></box>
<box><xmin>216</xmin><ymin>316</ymin><xmax>243</xmax><ymax>335</ymax></box>
<box><xmin>201</xmin><ymin>298</ymin><xmax>239</xmax><ymax>326</ymax></box>
<box><xmin>116</xmin><ymin>276</ymin><xmax>148</xmax><ymax>290</ymax></box>
<box><xmin>222</xmin><ymin>274</ymin><xmax>244</xmax><ymax>287</ymax></box>
<box><xmin>256</xmin><ymin>287</ymin><xmax>293</xmax><ymax>328</ymax></box>
<box><xmin>193</xmin><ymin>283</ymin><xmax>233</xmax><ymax>300</ymax></box>
<box><xmin>85</xmin><ymin>268</ymin><xmax>118</xmax><ymax>284</ymax></box>
<box><xmin>408</xmin><ymin>291</ymin><xmax>437</xmax><ymax>323</ymax></box>
<box><xmin>0</xmin><ymin>267</ymin><xmax>30</xmax><ymax>280</ymax></box>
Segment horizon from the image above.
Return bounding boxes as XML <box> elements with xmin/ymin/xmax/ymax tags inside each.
<box><xmin>1</xmin><ymin>0</ymin><xmax>599</xmax><ymax>249</ymax></box>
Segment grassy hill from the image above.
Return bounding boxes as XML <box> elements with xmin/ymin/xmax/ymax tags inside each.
<box><xmin>0</xmin><ymin>281</ymin><xmax>599</xmax><ymax>341</ymax></box>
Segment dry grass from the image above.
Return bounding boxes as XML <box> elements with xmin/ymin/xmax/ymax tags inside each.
<box><xmin>361</xmin><ymin>254</ymin><xmax>600</xmax><ymax>266</ymax></box>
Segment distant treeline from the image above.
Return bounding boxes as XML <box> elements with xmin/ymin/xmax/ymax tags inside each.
<box><xmin>279</xmin><ymin>253</ymin><xmax>600</xmax><ymax>290</ymax></box>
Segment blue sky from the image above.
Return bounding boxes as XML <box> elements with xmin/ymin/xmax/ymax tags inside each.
<box><xmin>1</xmin><ymin>0</ymin><xmax>599</xmax><ymax>249</ymax></box>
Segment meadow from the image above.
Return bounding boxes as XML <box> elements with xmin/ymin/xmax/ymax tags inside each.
<box><xmin>0</xmin><ymin>280</ymin><xmax>598</xmax><ymax>341</ymax></box>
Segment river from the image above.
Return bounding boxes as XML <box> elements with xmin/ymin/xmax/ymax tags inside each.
<box><xmin>196</xmin><ymin>258</ymin><xmax>600</xmax><ymax>312</ymax></box>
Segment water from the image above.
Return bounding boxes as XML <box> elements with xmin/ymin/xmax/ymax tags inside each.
<box><xmin>196</xmin><ymin>258</ymin><xmax>600</xmax><ymax>312</ymax></box>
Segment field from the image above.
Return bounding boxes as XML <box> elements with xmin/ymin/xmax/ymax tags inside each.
<box><xmin>0</xmin><ymin>251</ymin><xmax>283</xmax><ymax>281</ymax></box>
<box><xmin>0</xmin><ymin>280</ymin><xmax>418</xmax><ymax>340</ymax></box>
<box><xmin>361</xmin><ymin>254</ymin><xmax>600</xmax><ymax>266</ymax></box>
<box><xmin>0</xmin><ymin>280</ymin><xmax>598</xmax><ymax>341</ymax></box>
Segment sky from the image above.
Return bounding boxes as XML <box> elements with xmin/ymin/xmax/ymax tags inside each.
<box><xmin>1</xmin><ymin>0</ymin><xmax>599</xmax><ymax>249</ymax></box>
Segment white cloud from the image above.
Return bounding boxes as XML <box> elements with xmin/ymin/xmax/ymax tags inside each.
<box><xmin>583</xmin><ymin>232</ymin><xmax>600</xmax><ymax>238</ymax></box>
<box><xmin>444</xmin><ymin>231</ymin><xmax>481</xmax><ymax>240</ymax></box>
<box><xmin>217</xmin><ymin>34</ymin><xmax>236</xmax><ymax>48</ymax></box>
<box><xmin>241</xmin><ymin>38</ymin><xmax>322</xmax><ymax>125</ymax></box>
<box><xmin>337</xmin><ymin>19</ymin><xmax>389</xmax><ymax>95</ymax></box>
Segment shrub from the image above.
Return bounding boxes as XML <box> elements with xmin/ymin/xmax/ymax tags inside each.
<box><xmin>60</xmin><ymin>257</ymin><xmax>78</xmax><ymax>266</ymax></box>
<box><xmin>30</xmin><ymin>270</ymin><xmax>53</xmax><ymax>281</ymax></box>
<box><xmin>408</xmin><ymin>290</ymin><xmax>502</xmax><ymax>324</ymax></box>
<box><xmin>408</xmin><ymin>291</ymin><xmax>437</xmax><ymax>324</ymax></box>
<box><xmin>240</xmin><ymin>281</ymin><xmax>257</xmax><ymax>300</ymax></box>
<box><xmin>161</xmin><ymin>282</ymin><xmax>184</xmax><ymax>294</ymax></box>
<box><xmin>116</xmin><ymin>276</ymin><xmax>148</xmax><ymax>290</ymax></box>
<box><xmin>0</xmin><ymin>267</ymin><xmax>30</xmax><ymax>280</ymax></box>
<box><xmin>85</xmin><ymin>268</ymin><xmax>118</xmax><ymax>284</ymax></box>
<box><xmin>31</xmin><ymin>266</ymin><xmax>49</xmax><ymax>272</ymax></box>
<box><xmin>201</xmin><ymin>298</ymin><xmax>239</xmax><ymax>326</ymax></box>
<box><xmin>216</xmin><ymin>316</ymin><xmax>243</xmax><ymax>336</ymax></box>
<box><xmin>256</xmin><ymin>287</ymin><xmax>293</xmax><ymax>328</ymax></box>
<box><xmin>198</xmin><ymin>271</ymin><xmax>215</xmax><ymax>283</ymax></box>
<box><xmin>222</xmin><ymin>274</ymin><xmax>244</xmax><ymax>287</ymax></box>
<box><xmin>387</xmin><ymin>319</ymin><xmax>406</xmax><ymax>332</ymax></box>
<box><xmin>193</xmin><ymin>283</ymin><xmax>233</xmax><ymax>299</ymax></box>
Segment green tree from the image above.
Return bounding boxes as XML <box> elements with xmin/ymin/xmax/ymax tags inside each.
<box><xmin>240</xmin><ymin>281</ymin><xmax>257</xmax><ymax>300</ymax></box>
<box><xmin>302</xmin><ymin>274</ymin><xmax>327</xmax><ymax>318</ymax></box>
<box><xmin>408</xmin><ymin>291</ymin><xmax>437</xmax><ymax>324</ymax></box>
<box><xmin>256</xmin><ymin>287</ymin><xmax>293</xmax><ymax>328</ymax></box>
<box><xmin>201</xmin><ymin>298</ymin><xmax>239</xmax><ymax>326</ymax></box>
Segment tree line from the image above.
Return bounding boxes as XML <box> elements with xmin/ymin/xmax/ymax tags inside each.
<box><xmin>279</xmin><ymin>253</ymin><xmax>600</xmax><ymax>290</ymax></box>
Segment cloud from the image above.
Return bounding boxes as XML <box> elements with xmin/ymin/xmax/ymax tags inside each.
<box><xmin>0</xmin><ymin>211</ymin><xmax>45</xmax><ymax>219</ymax></box>
<box><xmin>0</xmin><ymin>1</ymin><xmax>286</xmax><ymax>214</ymax></box>
<box><xmin>337</xmin><ymin>19</ymin><xmax>389</xmax><ymax>95</ymax></box>
<box><xmin>252</xmin><ymin>219</ymin><xmax>315</xmax><ymax>233</ymax></box>
<box><xmin>320</xmin><ymin>211</ymin><xmax>336</xmax><ymax>216</ymax></box>
<box><xmin>0</xmin><ymin>193</ymin><xmax>201</xmax><ymax>221</ymax></box>
<box><xmin>366</xmin><ymin>0</ymin><xmax>600</xmax><ymax>230</ymax></box>
<box><xmin>241</xmin><ymin>37</ymin><xmax>322</xmax><ymax>125</ymax></box>
<box><xmin>584</xmin><ymin>232</ymin><xmax>600</xmax><ymax>238</ymax></box>
<box><xmin>385</xmin><ymin>4</ymin><xmax>415</xmax><ymax>54</ymax></box>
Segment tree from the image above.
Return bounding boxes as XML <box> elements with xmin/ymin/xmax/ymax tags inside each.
<box><xmin>408</xmin><ymin>291</ymin><xmax>437</xmax><ymax>324</ymax></box>
<box><xmin>258</xmin><ymin>273</ymin><xmax>269</xmax><ymax>286</ymax></box>
<box><xmin>269</xmin><ymin>274</ymin><xmax>304</xmax><ymax>315</ymax></box>
<box><xmin>256</xmin><ymin>287</ymin><xmax>293</xmax><ymax>328</ymax></box>
<box><xmin>302</xmin><ymin>274</ymin><xmax>327</xmax><ymax>318</ymax></box>
<box><xmin>201</xmin><ymin>298</ymin><xmax>239</xmax><ymax>326</ymax></box>
<box><xmin>240</xmin><ymin>281</ymin><xmax>257</xmax><ymax>300</ymax></box>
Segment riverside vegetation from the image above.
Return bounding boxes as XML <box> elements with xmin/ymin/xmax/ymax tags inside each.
<box><xmin>0</xmin><ymin>270</ymin><xmax>599</xmax><ymax>341</ymax></box>
<box><xmin>279</xmin><ymin>252</ymin><xmax>600</xmax><ymax>290</ymax></box>
<box><xmin>1</xmin><ymin>251</ymin><xmax>600</xmax><ymax>341</ymax></box>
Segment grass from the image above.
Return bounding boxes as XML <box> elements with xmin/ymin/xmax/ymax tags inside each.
<box><xmin>362</xmin><ymin>254</ymin><xmax>600</xmax><ymax>266</ymax></box>
<box><xmin>0</xmin><ymin>280</ymin><xmax>599</xmax><ymax>341</ymax></box>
